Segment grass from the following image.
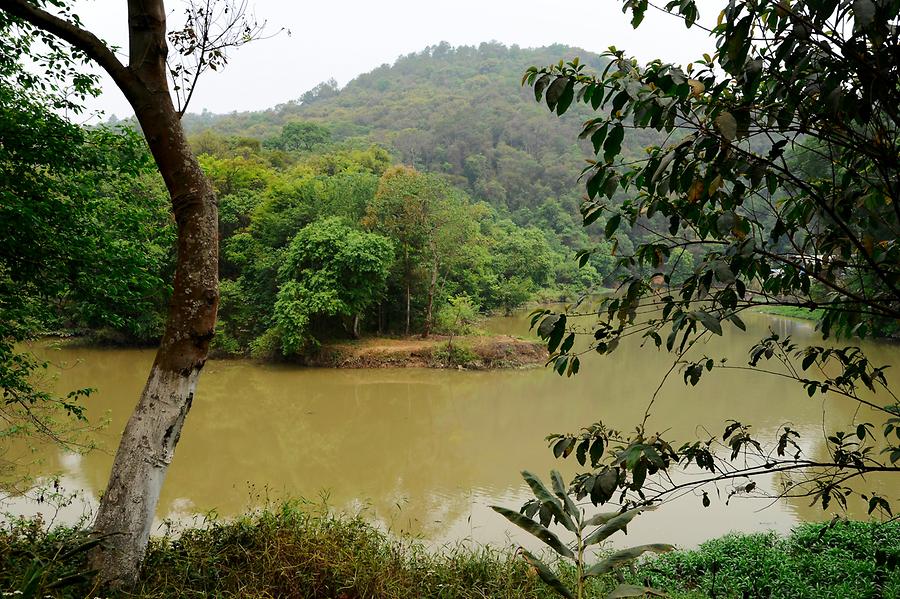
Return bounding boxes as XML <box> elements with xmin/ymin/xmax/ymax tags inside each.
<box><xmin>754</xmin><ymin>305</ymin><xmax>825</xmax><ymax>321</ymax></box>
<box><xmin>0</xmin><ymin>503</ymin><xmax>613</xmax><ymax>599</ymax></box>
<box><xmin>1</xmin><ymin>505</ymin><xmax>898</xmax><ymax>598</ymax></box>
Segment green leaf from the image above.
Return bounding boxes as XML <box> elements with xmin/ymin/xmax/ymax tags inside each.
<box><xmin>548</xmin><ymin>322</ymin><xmax>566</xmax><ymax>353</ymax></box>
<box><xmin>714</xmin><ymin>262</ymin><xmax>735</xmax><ymax>284</ymax></box>
<box><xmin>546</xmin><ymin>76</ymin><xmax>570</xmax><ymax>110</ymax></box>
<box><xmin>538</xmin><ymin>315</ymin><xmax>560</xmax><ymax>339</ymax></box>
<box><xmin>695</xmin><ymin>311</ymin><xmax>723</xmax><ymax>335</ymax></box>
<box><xmin>591</xmin><ymin>124</ymin><xmax>609</xmax><ymax>153</ymax></box>
<box><xmin>551</xmin><ymin>470</ymin><xmax>581</xmax><ymax>522</ymax></box>
<box><xmin>651</xmin><ymin>151</ymin><xmax>676</xmax><ymax>185</ymax></box>
<box><xmin>534</xmin><ymin>73</ymin><xmax>553</xmax><ymax>102</ymax></box>
<box><xmin>576</xmin><ymin>439</ymin><xmax>589</xmax><ymax>466</ymax></box>
<box><xmin>605</xmin><ymin>213</ymin><xmax>622</xmax><ymax>239</ymax></box>
<box><xmin>582</xmin><ymin>510</ymin><xmax>621</xmax><ymax>528</ymax></box>
<box><xmin>801</xmin><ymin>352</ymin><xmax>816</xmax><ymax>370</ymax></box>
<box><xmin>523</xmin><ymin>471</ymin><xmax>577</xmax><ymax>532</ymax></box>
<box><xmin>604</xmin><ymin>124</ymin><xmax>625</xmax><ymax>163</ymax></box>
<box><xmin>584</xmin><ymin>506</ymin><xmax>652</xmax><ymax>546</ymax></box>
<box><xmin>556</xmin><ymin>79</ymin><xmax>576</xmax><ymax>116</ymax></box>
<box><xmin>715</xmin><ymin>112</ymin><xmax>738</xmax><ymax>141</ymax></box>
<box><xmin>590</xmin><ymin>438</ymin><xmax>605</xmax><ymax>466</ymax></box>
<box><xmin>520</xmin><ymin>549</ymin><xmax>575</xmax><ymax>599</ymax></box>
<box><xmin>585</xmin><ymin>543</ymin><xmax>675</xmax><ymax>577</ymax></box>
<box><xmin>491</xmin><ymin>506</ymin><xmax>575</xmax><ymax>558</ymax></box>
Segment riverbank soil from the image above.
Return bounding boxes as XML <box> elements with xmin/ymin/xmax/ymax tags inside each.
<box><xmin>307</xmin><ymin>334</ymin><xmax>546</xmax><ymax>369</ymax></box>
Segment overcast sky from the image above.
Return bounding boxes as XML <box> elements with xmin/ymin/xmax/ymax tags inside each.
<box><xmin>70</xmin><ymin>0</ymin><xmax>713</xmax><ymax>120</ymax></box>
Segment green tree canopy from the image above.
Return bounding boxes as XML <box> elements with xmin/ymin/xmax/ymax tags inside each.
<box><xmin>265</xmin><ymin>121</ymin><xmax>332</xmax><ymax>152</ymax></box>
<box><xmin>274</xmin><ymin>218</ymin><xmax>394</xmax><ymax>354</ymax></box>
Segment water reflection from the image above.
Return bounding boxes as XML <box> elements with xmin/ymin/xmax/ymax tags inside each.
<box><xmin>3</xmin><ymin>311</ymin><xmax>898</xmax><ymax>550</ymax></box>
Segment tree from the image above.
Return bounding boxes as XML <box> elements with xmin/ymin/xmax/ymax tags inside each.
<box><xmin>364</xmin><ymin>166</ymin><xmax>476</xmax><ymax>336</ymax></box>
<box><xmin>419</xmin><ymin>188</ymin><xmax>478</xmax><ymax>337</ymax></box>
<box><xmin>0</xmin><ymin>0</ymin><xmax>262</xmax><ymax>586</ymax></box>
<box><xmin>487</xmin><ymin>222</ymin><xmax>555</xmax><ymax>314</ymax></box>
<box><xmin>265</xmin><ymin>120</ymin><xmax>332</xmax><ymax>151</ymax></box>
<box><xmin>274</xmin><ymin>218</ymin><xmax>393</xmax><ymax>352</ymax></box>
<box><xmin>525</xmin><ymin>0</ymin><xmax>900</xmax><ymax>515</ymax></box>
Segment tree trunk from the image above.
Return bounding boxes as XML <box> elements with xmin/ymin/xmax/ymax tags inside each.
<box><xmin>0</xmin><ymin>0</ymin><xmax>219</xmax><ymax>589</ymax></box>
<box><xmin>404</xmin><ymin>245</ymin><xmax>411</xmax><ymax>336</ymax></box>
<box><xmin>422</xmin><ymin>253</ymin><xmax>439</xmax><ymax>338</ymax></box>
<box><xmin>377</xmin><ymin>302</ymin><xmax>384</xmax><ymax>335</ymax></box>
<box><xmin>352</xmin><ymin>313</ymin><xmax>360</xmax><ymax>339</ymax></box>
<box><xmin>405</xmin><ymin>281</ymin><xmax>411</xmax><ymax>336</ymax></box>
<box><xmin>86</xmin><ymin>3</ymin><xmax>219</xmax><ymax>588</ymax></box>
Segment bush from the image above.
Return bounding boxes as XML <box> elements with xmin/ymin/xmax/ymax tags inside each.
<box><xmin>634</xmin><ymin>520</ymin><xmax>900</xmax><ymax>599</ymax></box>
<box><xmin>434</xmin><ymin>294</ymin><xmax>481</xmax><ymax>335</ymax></box>
<box><xmin>431</xmin><ymin>341</ymin><xmax>478</xmax><ymax>366</ymax></box>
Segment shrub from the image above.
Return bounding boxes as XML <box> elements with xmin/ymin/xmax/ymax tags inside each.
<box><xmin>434</xmin><ymin>294</ymin><xmax>481</xmax><ymax>335</ymax></box>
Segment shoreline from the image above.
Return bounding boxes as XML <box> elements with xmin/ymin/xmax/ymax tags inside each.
<box><xmin>43</xmin><ymin>333</ymin><xmax>548</xmax><ymax>370</ymax></box>
<box><xmin>302</xmin><ymin>333</ymin><xmax>546</xmax><ymax>369</ymax></box>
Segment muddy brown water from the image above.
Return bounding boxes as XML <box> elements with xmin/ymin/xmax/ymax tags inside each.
<box><xmin>4</xmin><ymin>310</ymin><xmax>899</xmax><ymax>552</ymax></box>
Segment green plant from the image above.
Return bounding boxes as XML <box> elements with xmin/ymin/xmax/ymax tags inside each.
<box><xmin>431</xmin><ymin>341</ymin><xmax>478</xmax><ymax>367</ymax></box>
<box><xmin>435</xmin><ymin>294</ymin><xmax>481</xmax><ymax>336</ymax></box>
<box><xmin>635</xmin><ymin>520</ymin><xmax>900</xmax><ymax>599</ymax></box>
<box><xmin>493</xmin><ymin>470</ymin><xmax>673</xmax><ymax>599</ymax></box>
<box><xmin>0</xmin><ymin>520</ymin><xmax>104</xmax><ymax>598</ymax></box>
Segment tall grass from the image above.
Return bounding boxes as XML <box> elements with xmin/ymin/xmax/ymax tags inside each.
<box><xmin>1</xmin><ymin>504</ymin><xmax>897</xmax><ymax>598</ymax></box>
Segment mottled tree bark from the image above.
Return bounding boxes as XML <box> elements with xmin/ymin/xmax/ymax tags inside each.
<box><xmin>0</xmin><ymin>0</ymin><xmax>218</xmax><ymax>587</ymax></box>
<box><xmin>422</xmin><ymin>251</ymin><xmax>439</xmax><ymax>338</ymax></box>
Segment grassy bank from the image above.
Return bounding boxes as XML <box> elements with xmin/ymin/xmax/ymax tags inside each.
<box><xmin>2</xmin><ymin>505</ymin><xmax>898</xmax><ymax>598</ymax></box>
<box><xmin>754</xmin><ymin>305</ymin><xmax>825</xmax><ymax>321</ymax></box>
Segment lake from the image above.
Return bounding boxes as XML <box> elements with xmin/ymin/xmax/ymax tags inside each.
<box><xmin>4</xmin><ymin>310</ymin><xmax>898</xmax><ymax>552</ymax></box>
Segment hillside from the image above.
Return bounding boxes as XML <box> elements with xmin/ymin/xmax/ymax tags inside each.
<box><xmin>182</xmin><ymin>43</ymin><xmax>609</xmax><ymax>233</ymax></box>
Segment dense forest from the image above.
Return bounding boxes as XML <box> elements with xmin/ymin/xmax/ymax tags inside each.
<box><xmin>35</xmin><ymin>42</ymin><xmax>675</xmax><ymax>358</ymax></box>
<box><xmin>3</xmin><ymin>41</ymin><xmax>842</xmax><ymax>361</ymax></box>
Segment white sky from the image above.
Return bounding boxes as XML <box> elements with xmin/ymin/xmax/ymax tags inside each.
<box><xmin>69</xmin><ymin>0</ymin><xmax>714</xmax><ymax>120</ymax></box>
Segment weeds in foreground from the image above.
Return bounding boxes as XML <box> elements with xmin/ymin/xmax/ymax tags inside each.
<box><xmin>1</xmin><ymin>503</ymin><xmax>898</xmax><ymax>598</ymax></box>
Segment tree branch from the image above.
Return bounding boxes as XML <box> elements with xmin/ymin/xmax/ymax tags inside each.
<box><xmin>0</xmin><ymin>0</ymin><xmax>139</xmax><ymax>97</ymax></box>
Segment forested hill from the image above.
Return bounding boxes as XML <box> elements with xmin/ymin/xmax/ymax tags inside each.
<box><xmin>182</xmin><ymin>42</ymin><xmax>609</xmax><ymax>226</ymax></box>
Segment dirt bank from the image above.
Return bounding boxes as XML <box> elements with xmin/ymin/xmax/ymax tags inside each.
<box><xmin>305</xmin><ymin>334</ymin><xmax>546</xmax><ymax>369</ymax></box>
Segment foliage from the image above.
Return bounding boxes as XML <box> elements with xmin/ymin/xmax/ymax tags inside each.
<box><xmin>180</xmin><ymin>43</ymin><xmax>647</xmax><ymax>284</ymax></box>
<box><xmin>431</xmin><ymin>341</ymin><xmax>479</xmax><ymax>367</ymax></box>
<box><xmin>264</xmin><ymin>121</ymin><xmax>332</xmax><ymax>152</ymax></box>
<box><xmin>0</xmin><ymin>510</ymin><xmax>896</xmax><ymax>598</ymax></box>
<box><xmin>0</xmin><ymin>504</ymin><xmax>617</xmax><ymax>599</ymax></box>
<box><xmin>0</xmin><ymin>518</ymin><xmax>103</xmax><ymax>598</ymax></box>
<box><xmin>493</xmin><ymin>471</ymin><xmax>673</xmax><ymax>599</ymax></box>
<box><xmin>635</xmin><ymin>520</ymin><xmax>900</xmax><ymax>599</ymax></box>
<box><xmin>435</xmin><ymin>294</ymin><xmax>481</xmax><ymax>336</ymax></box>
<box><xmin>274</xmin><ymin>218</ymin><xmax>393</xmax><ymax>354</ymax></box>
<box><xmin>524</xmin><ymin>0</ymin><xmax>900</xmax><ymax>514</ymax></box>
<box><xmin>1</xmin><ymin>76</ymin><xmax>170</xmax><ymax>481</ymax></box>
<box><xmin>365</xmin><ymin>166</ymin><xmax>480</xmax><ymax>334</ymax></box>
